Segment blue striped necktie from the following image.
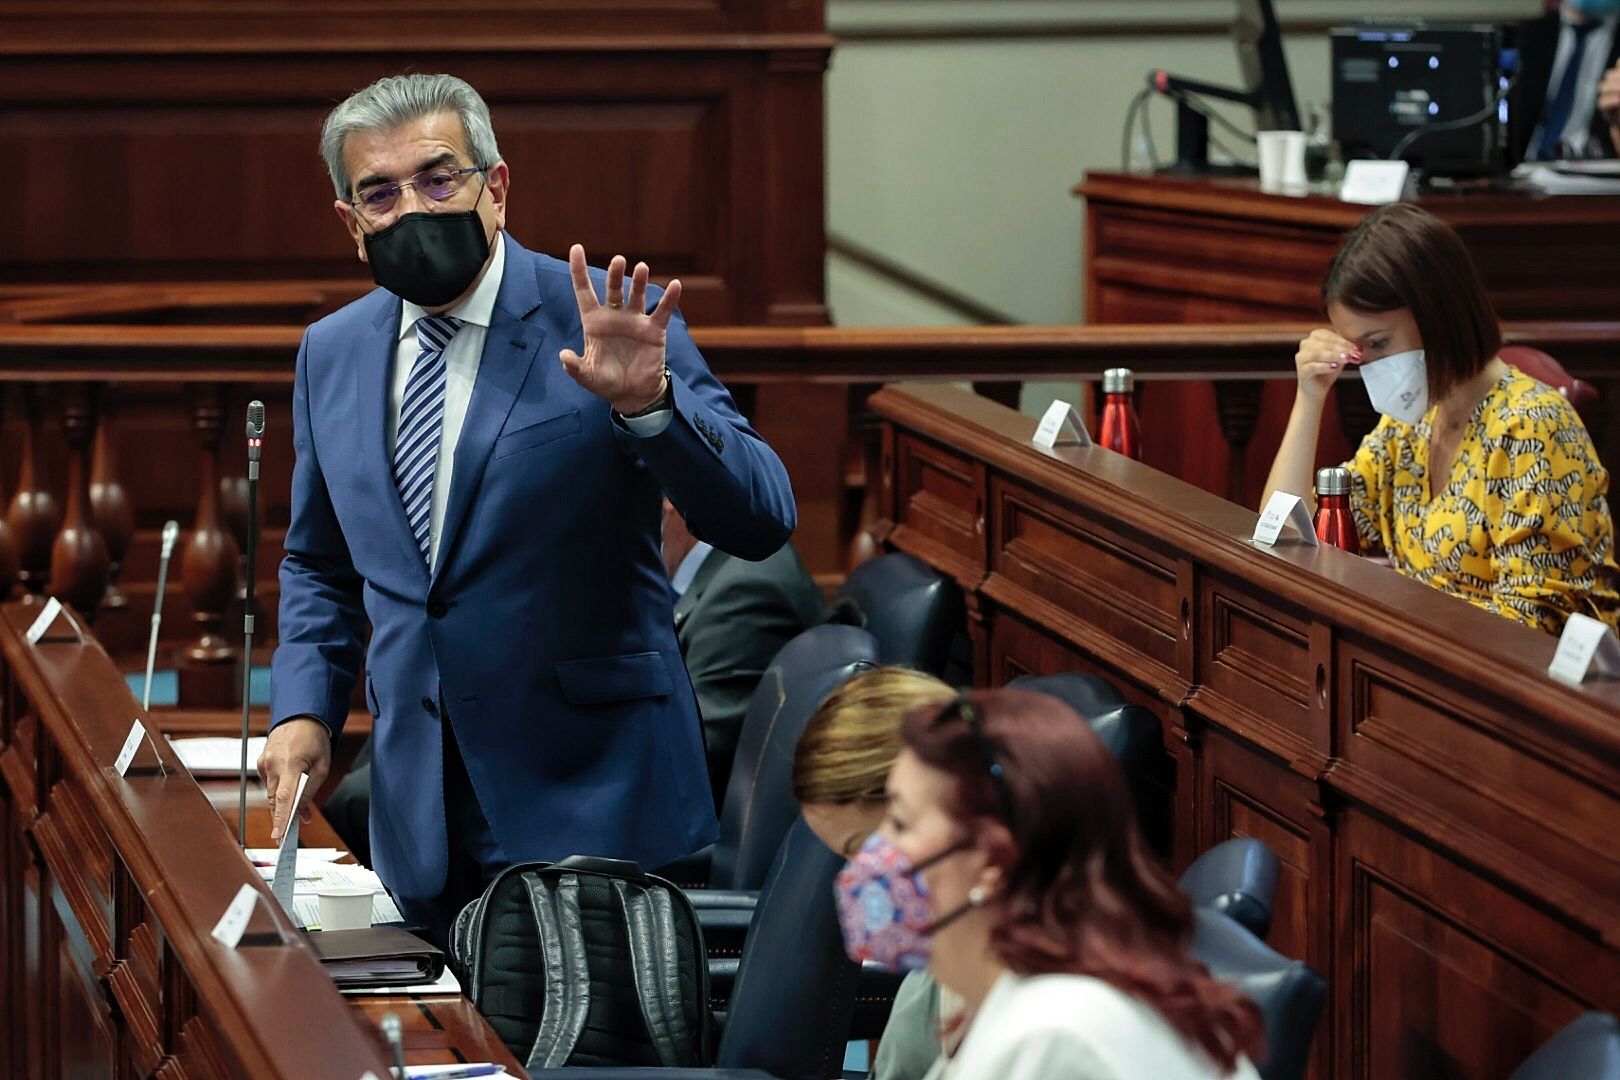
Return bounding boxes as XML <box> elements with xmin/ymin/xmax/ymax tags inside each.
<box><xmin>395</xmin><ymin>315</ymin><xmax>461</xmax><ymax>564</ymax></box>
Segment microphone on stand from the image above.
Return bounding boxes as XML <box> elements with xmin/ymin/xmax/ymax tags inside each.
<box><xmin>237</xmin><ymin>401</ymin><xmax>265</xmax><ymax>848</ymax></box>
<box><xmin>381</xmin><ymin>1012</ymin><xmax>406</xmax><ymax>1078</ymax></box>
<box><xmin>142</xmin><ymin>520</ymin><xmax>181</xmax><ymax>712</ymax></box>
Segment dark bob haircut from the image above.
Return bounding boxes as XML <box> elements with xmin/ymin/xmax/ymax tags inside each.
<box><xmin>1323</xmin><ymin>203</ymin><xmax>1502</xmax><ymax>404</ymax></box>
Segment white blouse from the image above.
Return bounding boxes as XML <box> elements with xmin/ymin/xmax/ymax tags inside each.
<box><xmin>922</xmin><ymin>971</ymin><xmax>1261</xmax><ymax>1080</ymax></box>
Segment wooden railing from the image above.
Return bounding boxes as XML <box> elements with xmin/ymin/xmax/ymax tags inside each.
<box><xmin>0</xmin><ymin>312</ymin><xmax>1614</xmax><ymax>708</ymax></box>
<box><xmin>870</xmin><ymin>382</ymin><xmax>1620</xmax><ymax>1080</ymax></box>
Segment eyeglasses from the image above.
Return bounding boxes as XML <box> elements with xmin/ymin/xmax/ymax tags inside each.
<box><xmin>350</xmin><ymin>164</ymin><xmax>488</xmax><ymax>220</ymax></box>
<box><xmin>937</xmin><ymin>693</ymin><xmax>1017</xmax><ymax>827</ymax></box>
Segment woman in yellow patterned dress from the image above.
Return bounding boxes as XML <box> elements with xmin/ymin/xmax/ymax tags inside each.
<box><xmin>1262</xmin><ymin>203</ymin><xmax>1620</xmax><ymax>634</ymax></box>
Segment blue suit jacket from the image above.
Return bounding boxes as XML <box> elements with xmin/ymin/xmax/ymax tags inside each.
<box><xmin>270</xmin><ymin>236</ymin><xmax>796</xmax><ymax>901</ymax></box>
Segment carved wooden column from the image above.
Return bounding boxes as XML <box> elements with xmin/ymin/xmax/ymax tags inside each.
<box><xmin>1212</xmin><ymin>379</ymin><xmax>1265</xmax><ymax>505</ymax></box>
<box><xmin>177</xmin><ymin>384</ymin><xmax>241</xmax><ymax>707</ymax></box>
<box><xmin>47</xmin><ymin>384</ymin><xmax>110</xmax><ymax>619</ymax></box>
<box><xmin>89</xmin><ymin>387</ymin><xmax>135</xmax><ymax>614</ymax></box>
<box><xmin>6</xmin><ymin>386</ymin><xmax>61</xmax><ymax>598</ymax></box>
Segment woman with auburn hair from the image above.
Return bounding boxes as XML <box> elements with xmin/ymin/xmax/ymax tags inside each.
<box><xmin>836</xmin><ymin>687</ymin><xmax>1262</xmax><ymax>1080</ymax></box>
<box><xmin>1262</xmin><ymin>202</ymin><xmax>1620</xmax><ymax>634</ymax></box>
<box><xmin>793</xmin><ymin>666</ymin><xmax>959</xmax><ymax>1080</ymax></box>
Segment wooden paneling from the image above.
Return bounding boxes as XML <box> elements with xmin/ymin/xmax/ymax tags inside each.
<box><xmin>1078</xmin><ymin>170</ymin><xmax>1620</xmax><ymax>507</ymax></box>
<box><xmin>0</xmin><ymin>8</ymin><xmax>830</xmax><ymax>329</ymax></box>
<box><xmin>873</xmin><ymin>381</ymin><xmax>1620</xmax><ymax>1080</ymax></box>
<box><xmin>0</xmin><ymin>598</ymin><xmax>522</xmax><ymax>1078</ymax></box>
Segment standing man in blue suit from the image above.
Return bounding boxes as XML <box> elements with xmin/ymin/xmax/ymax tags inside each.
<box><xmin>260</xmin><ymin>73</ymin><xmax>796</xmax><ymax>946</ymax></box>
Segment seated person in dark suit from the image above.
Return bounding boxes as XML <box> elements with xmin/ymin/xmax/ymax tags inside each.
<box><xmin>326</xmin><ymin>501</ymin><xmax>822</xmax><ymax>862</ymax></box>
<box><xmin>664</xmin><ymin>498</ymin><xmax>824</xmax><ymax>810</ymax></box>
<box><xmin>323</xmin><ymin>739</ymin><xmax>373</xmax><ymax>868</ymax></box>
<box><xmin>1514</xmin><ymin>1</ymin><xmax>1620</xmax><ymax>160</ymax></box>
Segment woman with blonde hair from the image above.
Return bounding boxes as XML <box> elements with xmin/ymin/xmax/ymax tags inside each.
<box><xmin>793</xmin><ymin>666</ymin><xmax>957</xmax><ymax>1080</ymax></box>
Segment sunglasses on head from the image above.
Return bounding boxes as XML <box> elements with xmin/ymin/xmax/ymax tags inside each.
<box><xmin>934</xmin><ymin>693</ymin><xmax>1017</xmax><ymax>827</ymax></box>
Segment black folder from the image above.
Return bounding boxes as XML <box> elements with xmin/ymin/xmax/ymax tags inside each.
<box><xmin>305</xmin><ymin>926</ymin><xmax>446</xmax><ymax>988</ymax></box>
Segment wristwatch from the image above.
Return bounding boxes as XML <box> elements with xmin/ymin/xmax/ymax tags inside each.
<box><xmin>619</xmin><ymin>366</ymin><xmax>672</xmax><ymax>419</ymax></box>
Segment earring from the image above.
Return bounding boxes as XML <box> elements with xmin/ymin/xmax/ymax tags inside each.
<box><xmin>967</xmin><ymin>886</ymin><xmax>987</xmax><ymax>906</ymax></box>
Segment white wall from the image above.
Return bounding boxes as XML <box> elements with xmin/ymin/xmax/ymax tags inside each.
<box><xmin>824</xmin><ymin>0</ymin><xmax>1543</xmax><ymax>331</ymax></box>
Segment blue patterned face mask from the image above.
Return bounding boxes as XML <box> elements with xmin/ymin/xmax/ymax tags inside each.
<box><xmin>832</xmin><ymin>833</ymin><xmax>972</xmax><ymax>972</ymax></box>
<box><xmin>1359</xmin><ymin>349</ymin><xmax>1429</xmax><ymax>426</ymax></box>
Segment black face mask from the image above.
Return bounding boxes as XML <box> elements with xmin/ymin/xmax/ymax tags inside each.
<box><xmin>362</xmin><ymin>204</ymin><xmax>491</xmax><ymax>308</ymax></box>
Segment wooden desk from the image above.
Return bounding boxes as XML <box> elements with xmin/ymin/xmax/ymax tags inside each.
<box><xmin>1075</xmin><ymin>170</ymin><xmax>1620</xmax><ymax>506</ymax></box>
<box><xmin>208</xmin><ymin>780</ymin><xmax>524</xmax><ymax>1075</ymax></box>
<box><xmin>0</xmin><ymin>599</ymin><xmax>524</xmax><ymax>1078</ymax></box>
<box><xmin>872</xmin><ymin>383</ymin><xmax>1620</xmax><ymax>1080</ymax></box>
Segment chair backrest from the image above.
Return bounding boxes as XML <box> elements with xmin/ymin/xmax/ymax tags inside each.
<box><xmin>712</xmin><ymin>624</ymin><xmax>879</xmax><ymax>891</ymax></box>
<box><xmin>1007</xmin><ymin>672</ymin><xmax>1159</xmax><ymax>795</ymax></box>
<box><xmin>1191</xmin><ymin>909</ymin><xmax>1325</xmax><ymax>1080</ymax></box>
<box><xmin>1500</xmin><ymin>345</ymin><xmax>1599</xmax><ymax>427</ymax></box>
<box><xmin>1178</xmin><ymin>838</ymin><xmax>1281</xmax><ymax>941</ymax></box>
<box><xmin>717</xmin><ymin>816</ymin><xmax>860</xmax><ymax>1080</ymax></box>
<box><xmin>1510</xmin><ymin>1012</ymin><xmax>1620</xmax><ymax>1080</ymax></box>
<box><xmin>828</xmin><ymin>552</ymin><xmax>964</xmax><ymax>677</ymax></box>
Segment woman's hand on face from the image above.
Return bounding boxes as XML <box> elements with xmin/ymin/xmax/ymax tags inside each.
<box><xmin>1295</xmin><ymin>328</ymin><xmax>1361</xmax><ymax>406</ymax></box>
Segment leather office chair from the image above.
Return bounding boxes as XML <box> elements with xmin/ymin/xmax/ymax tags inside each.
<box><xmin>660</xmin><ymin>623</ymin><xmax>880</xmax><ymax>892</ymax></box>
<box><xmin>1501</xmin><ymin>344</ymin><xmax>1599</xmax><ymax>428</ymax></box>
<box><xmin>827</xmin><ymin>552</ymin><xmax>964</xmax><ymax>678</ymax></box>
<box><xmin>662</xmin><ymin>623</ymin><xmax>875</xmax><ymax>1014</ymax></box>
<box><xmin>1008</xmin><ymin>672</ymin><xmax>1159</xmax><ymax>801</ymax></box>
<box><xmin>1510</xmin><ymin>1012</ymin><xmax>1620</xmax><ymax>1079</ymax></box>
<box><xmin>531</xmin><ymin>817</ymin><xmax>859</xmax><ymax>1080</ymax></box>
<box><xmin>1192</xmin><ymin>909</ymin><xmax>1325</xmax><ymax>1080</ymax></box>
<box><xmin>1178</xmin><ymin>838</ymin><xmax>1281</xmax><ymax>941</ymax></box>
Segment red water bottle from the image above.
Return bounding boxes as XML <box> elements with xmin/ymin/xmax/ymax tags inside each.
<box><xmin>1313</xmin><ymin>467</ymin><xmax>1359</xmax><ymax>553</ymax></box>
<box><xmin>1099</xmin><ymin>368</ymin><xmax>1141</xmax><ymax>460</ymax></box>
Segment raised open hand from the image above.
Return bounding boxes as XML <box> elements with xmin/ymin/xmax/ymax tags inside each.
<box><xmin>560</xmin><ymin>244</ymin><xmax>683</xmax><ymax>415</ymax></box>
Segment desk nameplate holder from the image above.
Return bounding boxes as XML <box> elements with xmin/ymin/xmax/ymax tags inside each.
<box><xmin>1251</xmin><ymin>491</ymin><xmax>1320</xmax><ymax>549</ymax></box>
<box><xmin>23</xmin><ymin>596</ymin><xmax>86</xmax><ymax>646</ymax></box>
<box><xmin>113</xmin><ymin>718</ymin><xmax>168</xmax><ymax>779</ymax></box>
<box><xmin>1548</xmin><ymin>612</ymin><xmax>1620</xmax><ymax>686</ymax></box>
<box><xmin>1033</xmin><ymin>399</ymin><xmax>1091</xmax><ymax>450</ymax></box>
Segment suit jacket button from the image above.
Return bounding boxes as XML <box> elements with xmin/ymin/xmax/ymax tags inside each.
<box><xmin>421</xmin><ymin>696</ymin><xmax>439</xmax><ymax>717</ymax></box>
<box><xmin>427</xmin><ymin>600</ymin><xmax>448</xmax><ymax>618</ymax></box>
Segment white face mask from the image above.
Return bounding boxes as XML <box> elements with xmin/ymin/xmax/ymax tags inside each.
<box><xmin>1359</xmin><ymin>349</ymin><xmax>1429</xmax><ymax>425</ymax></box>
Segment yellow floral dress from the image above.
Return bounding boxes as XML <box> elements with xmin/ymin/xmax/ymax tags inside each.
<box><xmin>1346</xmin><ymin>367</ymin><xmax>1620</xmax><ymax>634</ymax></box>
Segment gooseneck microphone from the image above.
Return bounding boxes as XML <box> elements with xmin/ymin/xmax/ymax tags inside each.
<box><xmin>142</xmin><ymin>520</ymin><xmax>181</xmax><ymax>711</ymax></box>
<box><xmin>238</xmin><ymin>401</ymin><xmax>266</xmax><ymax>847</ymax></box>
<box><xmin>381</xmin><ymin>1012</ymin><xmax>406</xmax><ymax>1078</ymax></box>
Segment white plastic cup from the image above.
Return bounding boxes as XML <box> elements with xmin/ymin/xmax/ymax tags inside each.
<box><xmin>318</xmin><ymin>886</ymin><xmax>374</xmax><ymax>931</ymax></box>
<box><xmin>1257</xmin><ymin>130</ymin><xmax>1308</xmax><ymax>193</ymax></box>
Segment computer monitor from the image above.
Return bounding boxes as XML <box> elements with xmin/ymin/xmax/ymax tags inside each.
<box><xmin>1235</xmin><ymin>0</ymin><xmax>1301</xmax><ymax>131</ymax></box>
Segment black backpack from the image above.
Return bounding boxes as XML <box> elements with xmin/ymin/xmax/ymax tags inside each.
<box><xmin>450</xmin><ymin>855</ymin><xmax>713</xmax><ymax>1069</ymax></box>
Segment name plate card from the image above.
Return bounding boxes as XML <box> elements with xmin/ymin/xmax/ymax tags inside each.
<box><xmin>1340</xmin><ymin>160</ymin><xmax>1411</xmax><ymax>206</ymax></box>
<box><xmin>113</xmin><ymin>718</ymin><xmax>168</xmax><ymax>779</ymax></box>
<box><xmin>1032</xmin><ymin>400</ymin><xmax>1091</xmax><ymax>450</ymax></box>
<box><xmin>211</xmin><ymin>883</ymin><xmax>262</xmax><ymax>949</ymax></box>
<box><xmin>1253</xmin><ymin>491</ymin><xmax>1320</xmax><ymax>548</ymax></box>
<box><xmin>1547</xmin><ymin>612</ymin><xmax>1620</xmax><ymax>686</ymax></box>
<box><xmin>24</xmin><ymin>596</ymin><xmax>85</xmax><ymax>645</ymax></box>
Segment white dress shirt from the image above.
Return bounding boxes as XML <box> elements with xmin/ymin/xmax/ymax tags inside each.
<box><xmin>392</xmin><ymin>230</ymin><xmax>507</xmax><ymax>571</ymax></box>
<box><xmin>391</xmin><ymin>231</ymin><xmax>671</xmax><ymax>570</ymax></box>
<box><xmin>1536</xmin><ymin>13</ymin><xmax>1619</xmax><ymax>158</ymax></box>
<box><xmin>922</xmin><ymin>972</ymin><xmax>1260</xmax><ymax>1080</ymax></box>
<box><xmin>670</xmin><ymin>542</ymin><xmax>716</xmax><ymax>598</ymax></box>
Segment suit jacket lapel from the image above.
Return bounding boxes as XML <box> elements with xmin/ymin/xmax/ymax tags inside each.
<box><xmin>433</xmin><ymin>243</ymin><xmax>546</xmax><ymax>583</ymax></box>
<box><xmin>358</xmin><ymin>299</ymin><xmax>428</xmax><ymax>577</ymax></box>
